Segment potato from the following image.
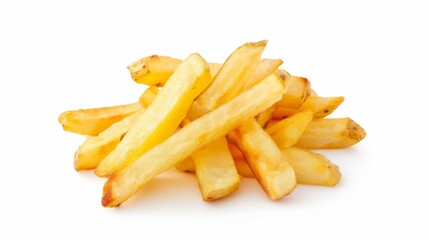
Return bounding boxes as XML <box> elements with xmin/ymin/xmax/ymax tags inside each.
<box><xmin>231</xmin><ymin>119</ymin><xmax>296</xmax><ymax>200</ymax></box>
<box><xmin>228</xmin><ymin>144</ymin><xmax>254</xmax><ymax>178</ymax></box>
<box><xmin>193</xmin><ymin>137</ymin><xmax>240</xmax><ymax>201</ymax></box>
<box><xmin>281</xmin><ymin>147</ymin><xmax>342</xmax><ymax>186</ymax></box>
<box><xmin>255</xmin><ymin>105</ymin><xmax>276</xmax><ymax>128</ymax></box>
<box><xmin>95</xmin><ymin>53</ymin><xmax>212</xmax><ymax>177</ymax></box>
<box><xmin>102</xmin><ymin>74</ymin><xmax>284</xmax><ymax>207</ymax></box>
<box><xmin>295</xmin><ymin>118</ymin><xmax>366</xmax><ymax>149</ymax></box>
<box><xmin>58</xmin><ymin>102</ymin><xmax>142</xmax><ymax>136</ymax></box>
<box><xmin>265</xmin><ymin>110</ymin><xmax>314</xmax><ymax>149</ymax></box>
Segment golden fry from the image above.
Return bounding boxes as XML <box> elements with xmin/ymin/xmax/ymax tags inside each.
<box><xmin>295</xmin><ymin>118</ymin><xmax>366</xmax><ymax>149</ymax></box>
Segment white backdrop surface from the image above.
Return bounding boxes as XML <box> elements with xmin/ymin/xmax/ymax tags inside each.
<box><xmin>0</xmin><ymin>1</ymin><xmax>428</xmax><ymax>239</ymax></box>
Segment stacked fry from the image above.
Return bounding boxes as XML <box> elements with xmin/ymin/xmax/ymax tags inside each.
<box><xmin>59</xmin><ymin>40</ymin><xmax>366</xmax><ymax>207</ymax></box>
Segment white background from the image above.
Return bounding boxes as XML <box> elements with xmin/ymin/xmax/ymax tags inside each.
<box><xmin>1</xmin><ymin>0</ymin><xmax>428</xmax><ymax>239</ymax></box>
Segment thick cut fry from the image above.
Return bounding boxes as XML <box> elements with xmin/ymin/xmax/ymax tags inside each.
<box><xmin>193</xmin><ymin>137</ymin><xmax>240</xmax><ymax>201</ymax></box>
<box><xmin>128</xmin><ymin>55</ymin><xmax>182</xmax><ymax>86</ymax></box>
<box><xmin>295</xmin><ymin>118</ymin><xmax>366</xmax><ymax>149</ymax></box>
<box><xmin>273</xmin><ymin>96</ymin><xmax>344</xmax><ymax>119</ymax></box>
<box><xmin>102</xmin><ymin>75</ymin><xmax>284</xmax><ymax>207</ymax></box>
<box><xmin>74</xmin><ymin>111</ymin><xmax>143</xmax><ymax>171</ymax></box>
<box><xmin>241</xmin><ymin>59</ymin><xmax>283</xmax><ymax>91</ymax></box>
<box><xmin>281</xmin><ymin>147</ymin><xmax>341</xmax><ymax>186</ymax></box>
<box><xmin>95</xmin><ymin>53</ymin><xmax>212</xmax><ymax>177</ymax></box>
<box><xmin>188</xmin><ymin>40</ymin><xmax>267</xmax><ymax>118</ymax></box>
<box><xmin>139</xmin><ymin>86</ymin><xmax>159</xmax><ymax>107</ymax></box>
<box><xmin>265</xmin><ymin>110</ymin><xmax>314</xmax><ymax>149</ymax></box>
<box><xmin>277</xmin><ymin>76</ymin><xmax>311</xmax><ymax>109</ymax></box>
<box><xmin>58</xmin><ymin>103</ymin><xmax>142</xmax><ymax>136</ymax></box>
<box><xmin>231</xmin><ymin>119</ymin><xmax>296</xmax><ymax>200</ymax></box>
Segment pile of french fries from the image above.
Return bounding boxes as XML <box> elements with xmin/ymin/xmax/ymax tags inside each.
<box><xmin>59</xmin><ymin>40</ymin><xmax>366</xmax><ymax>207</ymax></box>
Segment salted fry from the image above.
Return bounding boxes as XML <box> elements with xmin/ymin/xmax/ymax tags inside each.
<box><xmin>265</xmin><ymin>110</ymin><xmax>314</xmax><ymax>149</ymax></box>
<box><xmin>95</xmin><ymin>53</ymin><xmax>212</xmax><ymax>177</ymax></box>
<box><xmin>102</xmin><ymin>75</ymin><xmax>284</xmax><ymax>207</ymax></box>
<box><xmin>295</xmin><ymin>118</ymin><xmax>366</xmax><ymax>149</ymax></box>
<box><xmin>58</xmin><ymin>103</ymin><xmax>142</xmax><ymax>136</ymax></box>
<box><xmin>231</xmin><ymin>119</ymin><xmax>296</xmax><ymax>200</ymax></box>
<box><xmin>282</xmin><ymin>147</ymin><xmax>342</xmax><ymax>186</ymax></box>
<box><xmin>193</xmin><ymin>137</ymin><xmax>240</xmax><ymax>201</ymax></box>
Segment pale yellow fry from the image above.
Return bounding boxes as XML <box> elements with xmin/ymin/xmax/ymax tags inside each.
<box><xmin>128</xmin><ymin>55</ymin><xmax>223</xmax><ymax>86</ymax></box>
<box><xmin>295</xmin><ymin>118</ymin><xmax>366</xmax><ymax>149</ymax></box>
<box><xmin>128</xmin><ymin>55</ymin><xmax>182</xmax><ymax>86</ymax></box>
<box><xmin>299</xmin><ymin>96</ymin><xmax>344</xmax><ymax>119</ymax></box>
<box><xmin>265</xmin><ymin>110</ymin><xmax>314</xmax><ymax>149</ymax></box>
<box><xmin>193</xmin><ymin>137</ymin><xmax>240</xmax><ymax>201</ymax></box>
<box><xmin>102</xmin><ymin>75</ymin><xmax>284</xmax><ymax>207</ymax></box>
<box><xmin>58</xmin><ymin>102</ymin><xmax>142</xmax><ymax>136</ymax></box>
<box><xmin>138</xmin><ymin>86</ymin><xmax>159</xmax><ymax>107</ymax></box>
<box><xmin>281</xmin><ymin>147</ymin><xmax>341</xmax><ymax>186</ymax></box>
<box><xmin>95</xmin><ymin>53</ymin><xmax>211</xmax><ymax>177</ymax></box>
<box><xmin>231</xmin><ymin>119</ymin><xmax>297</xmax><ymax>200</ymax></box>
<box><xmin>188</xmin><ymin>40</ymin><xmax>267</xmax><ymax>119</ymax></box>
<box><xmin>74</xmin><ymin>110</ymin><xmax>143</xmax><ymax>171</ymax></box>
<box><xmin>277</xmin><ymin>76</ymin><xmax>311</xmax><ymax>109</ymax></box>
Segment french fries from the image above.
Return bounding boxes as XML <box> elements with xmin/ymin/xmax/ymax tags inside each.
<box><xmin>282</xmin><ymin>147</ymin><xmax>341</xmax><ymax>186</ymax></box>
<box><xmin>273</xmin><ymin>96</ymin><xmax>344</xmax><ymax>120</ymax></box>
<box><xmin>102</xmin><ymin>75</ymin><xmax>284</xmax><ymax>207</ymax></box>
<box><xmin>59</xmin><ymin>40</ymin><xmax>366</xmax><ymax>207</ymax></box>
<box><xmin>193</xmin><ymin>137</ymin><xmax>240</xmax><ymax>201</ymax></box>
<box><xmin>95</xmin><ymin>53</ymin><xmax>212</xmax><ymax>177</ymax></box>
<box><xmin>231</xmin><ymin>119</ymin><xmax>296</xmax><ymax>200</ymax></box>
<box><xmin>295</xmin><ymin>118</ymin><xmax>366</xmax><ymax>149</ymax></box>
<box><xmin>58</xmin><ymin>102</ymin><xmax>142</xmax><ymax>136</ymax></box>
<box><xmin>265</xmin><ymin>110</ymin><xmax>314</xmax><ymax>149</ymax></box>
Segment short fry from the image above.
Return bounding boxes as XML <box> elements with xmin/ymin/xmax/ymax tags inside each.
<box><xmin>193</xmin><ymin>137</ymin><xmax>240</xmax><ymax>201</ymax></box>
<box><xmin>295</xmin><ymin>118</ymin><xmax>366</xmax><ymax>149</ymax></box>
<box><xmin>102</xmin><ymin>75</ymin><xmax>284</xmax><ymax>207</ymax></box>
<box><xmin>58</xmin><ymin>103</ymin><xmax>142</xmax><ymax>136</ymax></box>
<box><xmin>95</xmin><ymin>53</ymin><xmax>212</xmax><ymax>177</ymax></box>
<box><xmin>282</xmin><ymin>147</ymin><xmax>342</xmax><ymax>186</ymax></box>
